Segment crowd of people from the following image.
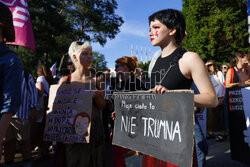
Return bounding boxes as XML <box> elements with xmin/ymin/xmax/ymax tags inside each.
<box><xmin>1</xmin><ymin>2</ymin><xmax>250</xmax><ymax>167</ymax></box>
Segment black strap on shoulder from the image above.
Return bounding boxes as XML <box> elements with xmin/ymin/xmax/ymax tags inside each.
<box><xmin>0</xmin><ymin>50</ymin><xmax>12</xmax><ymax>57</ymax></box>
<box><xmin>172</xmin><ymin>48</ymin><xmax>187</xmax><ymax>65</ymax></box>
<box><xmin>160</xmin><ymin>48</ymin><xmax>187</xmax><ymax>85</ymax></box>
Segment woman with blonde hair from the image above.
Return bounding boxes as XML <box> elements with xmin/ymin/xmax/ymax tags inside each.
<box><xmin>56</xmin><ymin>41</ymin><xmax>106</xmax><ymax>167</ymax></box>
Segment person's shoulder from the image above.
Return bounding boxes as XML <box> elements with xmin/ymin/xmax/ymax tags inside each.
<box><xmin>181</xmin><ymin>51</ymin><xmax>202</xmax><ymax>65</ymax></box>
<box><xmin>182</xmin><ymin>51</ymin><xmax>200</xmax><ymax>59</ymax></box>
<box><xmin>217</xmin><ymin>71</ymin><xmax>224</xmax><ymax>76</ymax></box>
<box><xmin>37</xmin><ymin>76</ymin><xmax>46</xmax><ymax>82</ymax></box>
<box><xmin>1</xmin><ymin>50</ymin><xmax>22</xmax><ymax>65</ymax></box>
<box><xmin>58</xmin><ymin>76</ymin><xmax>68</xmax><ymax>85</ymax></box>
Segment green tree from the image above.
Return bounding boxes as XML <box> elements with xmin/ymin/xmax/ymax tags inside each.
<box><xmin>15</xmin><ymin>0</ymin><xmax>75</xmax><ymax>75</ymax></box>
<box><xmin>182</xmin><ymin>0</ymin><xmax>249</xmax><ymax>64</ymax></box>
<box><xmin>15</xmin><ymin>0</ymin><xmax>123</xmax><ymax>75</ymax></box>
<box><xmin>92</xmin><ymin>52</ymin><xmax>107</xmax><ymax>72</ymax></box>
<box><xmin>60</xmin><ymin>0</ymin><xmax>124</xmax><ymax>46</ymax></box>
<box><xmin>138</xmin><ymin>61</ymin><xmax>151</xmax><ymax>78</ymax></box>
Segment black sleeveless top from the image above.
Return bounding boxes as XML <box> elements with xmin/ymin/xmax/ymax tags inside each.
<box><xmin>232</xmin><ymin>68</ymin><xmax>239</xmax><ymax>83</ymax></box>
<box><xmin>151</xmin><ymin>47</ymin><xmax>193</xmax><ymax>90</ymax></box>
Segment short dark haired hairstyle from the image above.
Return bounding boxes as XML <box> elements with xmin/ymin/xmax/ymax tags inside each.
<box><xmin>0</xmin><ymin>2</ymin><xmax>15</xmax><ymax>42</ymax></box>
<box><xmin>148</xmin><ymin>9</ymin><xmax>186</xmax><ymax>46</ymax></box>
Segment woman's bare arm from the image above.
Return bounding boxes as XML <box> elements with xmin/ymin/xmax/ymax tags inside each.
<box><xmin>184</xmin><ymin>52</ymin><xmax>218</xmax><ymax>108</ymax></box>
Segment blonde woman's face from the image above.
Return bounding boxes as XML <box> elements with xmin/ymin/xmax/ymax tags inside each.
<box><xmin>77</xmin><ymin>48</ymin><xmax>92</xmax><ymax>67</ymax></box>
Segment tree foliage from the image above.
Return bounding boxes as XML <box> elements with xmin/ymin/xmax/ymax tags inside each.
<box><xmin>138</xmin><ymin>61</ymin><xmax>151</xmax><ymax>78</ymax></box>
<box><xmin>182</xmin><ymin>0</ymin><xmax>249</xmax><ymax>64</ymax></box>
<box><xmin>92</xmin><ymin>52</ymin><xmax>108</xmax><ymax>72</ymax></box>
<box><xmin>61</xmin><ymin>0</ymin><xmax>124</xmax><ymax>46</ymax></box>
<box><xmin>15</xmin><ymin>0</ymin><xmax>123</xmax><ymax>75</ymax></box>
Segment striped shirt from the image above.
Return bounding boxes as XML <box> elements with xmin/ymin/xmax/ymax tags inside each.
<box><xmin>13</xmin><ymin>70</ymin><xmax>38</xmax><ymax>119</ymax></box>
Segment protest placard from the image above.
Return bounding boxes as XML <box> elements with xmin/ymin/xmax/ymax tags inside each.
<box><xmin>44</xmin><ymin>83</ymin><xmax>92</xmax><ymax>143</ymax></box>
<box><xmin>228</xmin><ymin>86</ymin><xmax>250</xmax><ymax>165</ymax></box>
<box><xmin>113</xmin><ymin>91</ymin><xmax>194</xmax><ymax>167</ymax></box>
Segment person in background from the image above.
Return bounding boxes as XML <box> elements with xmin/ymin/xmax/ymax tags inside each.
<box><xmin>225</xmin><ymin>52</ymin><xmax>250</xmax><ymax>88</ymax></box>
<box><xmin>220</xmin><ymin>63</ymin><xmax>229</xmax><ymax>78</ymax></box>
<box><xmin>115</xmin><ymin>56</ymin><xmax>146</xmax><ymax>91</ymax></box>
<box><xmin>219</xmin><ymin>62</ymin><xmax>230</xmax><ymax>135</ymax></box>
<box><xmin>113</xmin><ymin>56</ymin><xmax>147</xmax><ymax>167</ymax></box>
<box><xmin>135</xmin><ymin>67</ymin><xmax>143</xmax><ymax>81</ymax></box>
<box><xmin>0</xmin><ymin>2</ymin><xmax>23</xmax><ymax>161</ymax></box>
<box><xmin>205</xmin><ymin>60</ymin><xmax>226</xmax><ymax>142</ymax></box>
<box><xmin>144</xmin><ymin>9</ymin><xmax>217</xmax><ymax>167</ymax></box>
<box><xmin>31</xmin><ymin>64</ymin><xmax>51</xmax><ymax>159</ymax></box>
<box><xmin>4</xmin><ymin>70</ymin><xmax>38</xmax><ymax>167</ymax></box>
<box><xmin>67</xmin><ymin>60</ymin><xmax>75</xmax><ymax>74</ymax></box>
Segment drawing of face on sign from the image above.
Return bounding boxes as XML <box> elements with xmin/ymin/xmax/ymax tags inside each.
<box><xmin>73</xmin><ymin>112</ymin><xmax>90</xmax><ymax>136</ymax></box>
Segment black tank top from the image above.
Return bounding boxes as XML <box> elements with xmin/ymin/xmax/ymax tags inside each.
<box><xmin>151</xmin><ymin>47</ymin><xmax>193</xmax><ymax>90</ymax></box>
<box><xmin>232</xmin><ymin>68</ymin><xmax>239</xmax><ymax>83</ymax></box>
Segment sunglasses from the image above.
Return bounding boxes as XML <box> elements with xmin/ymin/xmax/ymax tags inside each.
<box><xmin>239</xmin><ymin>55</ymin><xmax>246</xmax><ymax>58</ymax></box>
<box><xmin>206</xmin><ymin>64</ymin><xmax>213</xmax><ymax>67</ymax></box>
<box><xmin>77</xmin><ymin>41</ymin><xmax>83</xmax><ymax>45</ymax></box>
<box><xmin>221</xmin><ymin>66</ymin><xmax>228</xmax><ymax>70</ymax></box>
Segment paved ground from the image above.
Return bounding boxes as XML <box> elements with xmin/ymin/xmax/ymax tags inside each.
<box><xmin>1</xmin><ymin>138</ymin><xmax>250</xmax><ymax>167</ymax></box>
<box><xmin>206</xmin><ymin>137</ymin><xmax>250</xmax><ymax>167</ymax></box>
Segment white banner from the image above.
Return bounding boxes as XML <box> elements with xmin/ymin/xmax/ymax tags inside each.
<box><xmin>241</xmin><ymin>86</ymin><xmax>250</xmax><ymax>147</ymax></box>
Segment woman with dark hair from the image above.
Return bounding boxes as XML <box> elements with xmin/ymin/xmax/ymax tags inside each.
<box><xmin>144</xmin><ymin>9</ymin><xmax>218</xmax><ymax>167</ymax></box>
<box><xmin>225</xmin><ymin>52</ymin><xmax>250</xmax><ymax>88</ymax></box>
<box><xmin>220</xmin><ymin>63</ymin><xmax>229</xmax><ymax>77</ymax></box>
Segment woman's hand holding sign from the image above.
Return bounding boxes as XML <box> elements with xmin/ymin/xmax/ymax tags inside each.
<box><xmin>150</xmin><ymin>85</ymin><xmax>168</xmax><ymax>94</ymax></box>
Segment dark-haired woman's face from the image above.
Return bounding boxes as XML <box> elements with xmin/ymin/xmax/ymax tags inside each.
<box><xmin>149</xmin><ymin>19</ymin><xmax>170</xmax><ymax>47</ymax></box>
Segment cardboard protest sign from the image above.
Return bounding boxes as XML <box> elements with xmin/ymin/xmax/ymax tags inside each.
<box><xmin>227</xmin><ymin>86</ymin><xmax>250</xmax><ymax>165</ymax></box>
<box><xmin>44</xmin><ymin>83</ymin><xmax>92</xmax><ymax>143</ymax></box>
<box><xmin>112</xmin><ymin>91</ymin><xmax>194</xmax><ymax>167</ymax></box>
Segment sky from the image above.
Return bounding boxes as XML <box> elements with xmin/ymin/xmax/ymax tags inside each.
<box><xmin>92</xmin><ymin>0</ymin><xmax>183</xmax><ymax>69</ymax></box>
